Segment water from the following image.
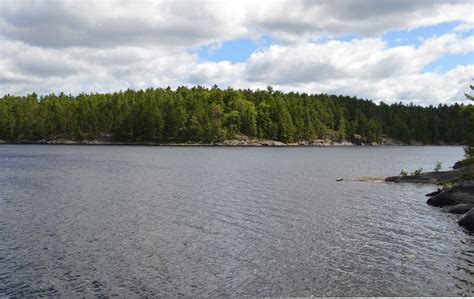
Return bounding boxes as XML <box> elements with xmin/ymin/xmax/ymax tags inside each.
<box><xmin>0</xmin><ymin>145</ymin><xmax>472</xmax><ymax>297</ymax></box>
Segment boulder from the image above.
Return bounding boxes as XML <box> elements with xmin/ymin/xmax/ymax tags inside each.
<box><xmin>452</xmin><ymin>161</ymin><xmax>463</xmax><ymax>169</ymax></box>
<box><xmin>458</xmin><ymin>208</ymin><xmax>474</xmax><ymax>230</ymax></box>
<box><xmin>426</xmin><ymin>180</ymin><xmax>474</xmax><ymax>207</ymax></box>
<box><xmin>427</xmin><ymin>192</ymin><xmax>474</xmax><ymax>207</ymax></box>
<box><xmin>444</xmin><ymin>204</ymin><xmax>474</xmax><ymax>214</ymax></box>
<box><xmin>425</xmin><ymin>189</ymin><xmax>443</xmax><ymax>197</ymax></box>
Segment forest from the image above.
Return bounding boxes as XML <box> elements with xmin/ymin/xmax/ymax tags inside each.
<box><xmin>0</xmin><ymin>86</ymin><xmax>471</xmax><ymax>145</ymax></box>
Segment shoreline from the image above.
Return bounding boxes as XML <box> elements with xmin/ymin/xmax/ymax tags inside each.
<box><xmin>354</xmin><ymin>168</ymin><xmax>467</xmax><ymax>184</ymax></box>
<box><xmin>0</xmin><ymin>139</ymin><xmax>463</xmax><ymax>147</ymax></box>
<box><xmin>355</xmin><ymin>165</ymin><xmax>474</xmax><ymax>231</ymax></box>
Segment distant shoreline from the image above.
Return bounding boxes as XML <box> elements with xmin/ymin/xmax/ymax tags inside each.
<box><xmin>0</xmin><ymin>139</ymin><xmax>463</xmax><ymax>147</ymax></box>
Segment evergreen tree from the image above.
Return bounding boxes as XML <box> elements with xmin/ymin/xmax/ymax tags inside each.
<box><xmin>0</xmin><ymin>86</ymin><xmax>470</xmax><ymax>145</ymax></box>
<box><xmin>464</xmin><ymin>84</ymin><xmax>474</xmax><ymax>158</ymax></box>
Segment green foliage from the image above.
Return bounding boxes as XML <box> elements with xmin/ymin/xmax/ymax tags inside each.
<box><xmin>459</xmin><ymin>163</ymin><xmax>474</xmax><ymax>181</ymax></box>
<box><xmin>399</xmin><ymin>170</ymin><xmax>408</xmax><ymax>176</ymax></box>
<box><xmin>464</xmin><ymin>84</ymin><xmax>474</xmax><ymax>159</ymax></box>
<box><xmin>441</xmin><ymin>181</ymin><xmax>455</xmax><ymax>189</ymax></box>
<box><xmin>412</xmin><ymin>168</ymin><xmax>423</xmax><ymax>176</ymax></box>
<box><xmin>434</xmin><ymin>161</ymin><xmax>442</xmax><ymax>172</ymax></box>
<box><xmin>0</xmin><ymin>86</ymin><xmax>470</xmax><ymax>144</ymax></box>
<box><xmin>336</xmin><ymin>108</ymin><xmax>346</xmax><ymax>141</ymax></box>
<box><xmin>459</xmin><ymin>158</ymin><xmax>474</xmax><ymax>168</ymax></box>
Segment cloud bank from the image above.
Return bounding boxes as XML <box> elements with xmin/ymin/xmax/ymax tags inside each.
<box><xmin>0</xmin><ymin>0</ymin><xmax>473</xmax><ymax>105</ymax></box>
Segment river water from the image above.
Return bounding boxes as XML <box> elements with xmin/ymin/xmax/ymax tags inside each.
<box><xmin>0</xmin><ymin>145</ymin><xmax>472</xmax><ymax>296</ymax></box>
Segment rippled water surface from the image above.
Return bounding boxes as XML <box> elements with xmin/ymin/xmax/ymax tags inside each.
<box><xmin>0</xmin><ymin>145</ymin><xmax>472</xmax><ymax>296</ymax></box>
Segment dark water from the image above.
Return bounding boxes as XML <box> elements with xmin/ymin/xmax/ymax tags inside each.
<box><xmin>0</xmin><ymin>145</ymin><xmax>472</xmax><ymax>297</ymax></box>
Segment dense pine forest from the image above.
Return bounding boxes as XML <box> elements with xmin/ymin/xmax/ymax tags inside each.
<box><xmin>0</xmin><ymin>86</ymin><xmax>470</xmax><ymax>144</ymax></box>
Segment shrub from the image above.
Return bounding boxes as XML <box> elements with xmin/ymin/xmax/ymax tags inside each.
<box><xmin>434</xmin><ymin>161</ymin><xmax>442</xmax><ymax>172</ymax></box>
<box><xmin>412</xmin><ymin>168</ymin><xmax>423</xmax><ymax>176</ymax></box>
<box><xmin>399</xmin><ymin>170</ymin><xmax>408</xmax><ymax>176</ymax></box>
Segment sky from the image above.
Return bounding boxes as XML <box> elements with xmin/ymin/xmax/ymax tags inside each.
<box><xmin>0</xmin><ymin>0</ymin><xmax>473</xmax><ymax>105</ymax></box>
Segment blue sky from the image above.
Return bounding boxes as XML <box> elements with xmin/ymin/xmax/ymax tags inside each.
<box><xmin>195</xmin><ymin>20</ymin><xmax>473</xmax><ymax>74</ymax></box>
<box><xmin>0</xmin><ymin>0</ymin><xmax>473</xmax><ymax>105</ymax></box>
<box><xmin>194</xmin><ymin>36</ymin><xmax>274</xmax><ymax>64</ymax></box>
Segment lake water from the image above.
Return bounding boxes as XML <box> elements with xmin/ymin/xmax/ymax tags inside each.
<box><xmin>0</xmin><ymin>145</ymin><xmax>472</xmax><ymax>296</ymax></box>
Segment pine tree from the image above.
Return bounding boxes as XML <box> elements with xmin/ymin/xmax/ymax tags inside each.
<box><xmin>464</xmin><ymin>84</ymin><xmax>474</xmax><ymax>159</ymax></box>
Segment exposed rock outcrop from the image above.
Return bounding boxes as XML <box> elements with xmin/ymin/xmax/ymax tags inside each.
<box><xmin>423</xmin><ymin>179</ymin><xmax>474</xmax><ymax>231</ymax></box>
<box><xmin>426</xmin><ymin>180</ymin><xmax>474</xmax><ymax>207</ymax></box>
<box><xmin>385</xmin><ymin>170</ymin><xmax>462</xmax><ymax>184</ymax></box>
<box><xmin>380</xmin><ymin>137</ymin><xmax>405</xmax><ymax>146</ymax></box>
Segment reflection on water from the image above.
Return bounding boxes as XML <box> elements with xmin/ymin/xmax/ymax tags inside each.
<box><xmin>0</xmin><ymin>145</ymin><xmax>472</xmax><ymax>296</ymax></box>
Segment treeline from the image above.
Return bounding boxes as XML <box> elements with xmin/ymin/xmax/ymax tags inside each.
<box><xmin>0</xmin><ymin>86</ymin><xmax>470</xmax><ymax>144</ymax></box>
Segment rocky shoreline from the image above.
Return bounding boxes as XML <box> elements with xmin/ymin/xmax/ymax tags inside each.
<box><xmin>0</xmin><ymin>136</ymin><xmax>454</xmax><ymax>147</ymax></box>
<box><xmin>426</xmin><ymin>179</ymin><xmax>474</xmax><ymax>231</ymax></box>
<box><xmin>0</xmin><ymin>139</ymin><xmax>375</xmax><ymax>146</ymax></box>
<box><xmin>0</xmin><ymin>140</ymin><xmax>383</xmax><ymax>146</ymax></box>
<box><xmin>357</xmin><ymin>164</ymin><xmax>474</xmax><ymax>232</ymax></box>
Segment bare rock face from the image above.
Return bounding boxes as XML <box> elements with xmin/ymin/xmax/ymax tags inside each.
<box><xmin>458</xmin><ymin>208</ymin><xmax>474</xmax><ymax>230</ymax></box>
<box><xmin>259</xmin><ymin>140</ymin><xmax>286</xmax><ymax>146</ymax></box>
<box><xmin>386</xmin><ymin>170</ymin><xmax>463</xmax><ymax>185</ymax></box>
<box><xmin>380</xmin><ymin>137</ymin><xmax>405</xmax><ymax>145</ymax></box>
<box><xmin>46</xmin><ymin>138</ymin><xmax>77</xmax><ymax>144</ymax></box>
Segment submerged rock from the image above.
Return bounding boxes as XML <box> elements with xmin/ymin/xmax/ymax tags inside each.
<box><xmin>353</xmin><ymin>176</ymin><xmax>387</xmax><ymax>182</ymax></box>
<box><xmin>458</xmin><ymin>208</ymin><xmax>474</xmax><ymax>230</ymax></box>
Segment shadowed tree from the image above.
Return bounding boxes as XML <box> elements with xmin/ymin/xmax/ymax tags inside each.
<box><xmin>464</xmin><ymin>84</ymin><xmax>474</xmax><ymax>159</ymax></box>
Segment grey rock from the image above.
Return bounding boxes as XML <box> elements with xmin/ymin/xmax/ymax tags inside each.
<box><xmin>458</xmin><ymin>208</ymin><xmax>474</xmax><ymax>230</ymax></box>
<box><xmin>427</xmin><ymin>180</ymin><xmax>474</xmax><ymax>207</ymax></box>
<box><xmin>425</xmin><ymin>189</ymin><xmax>443</xmax><ymax>197</ymax></box>
<box><xmin>444</xmin><ymin>204</ymin><xmax>474</xmax><ymax>214</ymax></box>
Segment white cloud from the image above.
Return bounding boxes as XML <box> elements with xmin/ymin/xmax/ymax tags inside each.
<box><xmin>244</xmin><ymin>33</ymin><xmax>473</xmax><ymax>86</ymax></box>
<box><xmin>251</xmin><ymin>0</ymin><xmax>473</xmax><ymax>42</ymax></box>
<box><xmin>0</xmin><ymin>0</ymin><xmax>253</xmax><ymax>49</ymax></box>
<box><xmin>0</xmin><ymin>0</ymin><xmax>473</xmax><ymax>105</ymax></box>
<box><xmin>1</xmin><ymin>32</ymin><xmax>473</xmax><ymax>105</ymax></box>
<box><xmin>187</xmin><ymin>61</ymin><xmax>245</xmax><ymax>86</ymax></box>
<box><xmin>454</xmin><ymin>22</ymin><xmax>474</xmax><ymax>32</ymax></box>
<box><xmin>1</xmin><ymin>0</ymin><xmax>472</xmax><ymax>48</ymax></box>
<box><xmin>277</xmin><ymin>64</ymin><xmax>474</xmax><ymax>105</ymax></box>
